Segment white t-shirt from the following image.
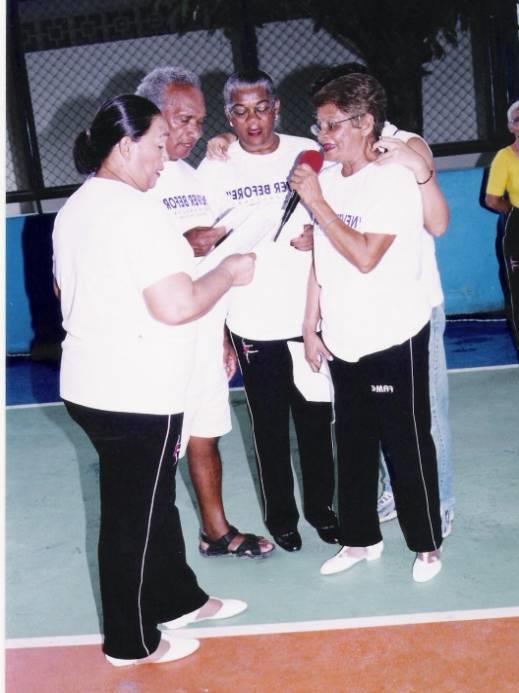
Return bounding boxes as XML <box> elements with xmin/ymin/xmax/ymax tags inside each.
<box><xmin>53</xmin><ymin>176</ymin><xmax>196</xmax><ymax>414</ymax></box>
<box><xmin>198</xmin><ymin>134</ymin><xmax>319</xmax><ymax>340</ymax></box>
<box><xmin>314</xmin><ymin>162</ymin><xmax>431</xmax><ymax>362</ymax></box>
<box><xmin>147</xmin><ymin>159</ymin><xmax>228</xmax><ymax>388</ymax></box>
<box><xmin>152</xmin><ymin>159</ymin><xmax>214</xmax><ymax>229</ymax></box>
<box><xmin>382</xmin><ymin>122</ymin><xmax>443</xmax><ymax>308</ymax></box>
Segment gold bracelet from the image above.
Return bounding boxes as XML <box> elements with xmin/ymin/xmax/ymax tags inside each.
<box><xmin>321</xmin><ymin>216</ymin><xmax>338</xmax><ymax>229</ymax></box>
<box><xmin>416</xmin><ymin>170</ymin><xmax>434</xmax><ymax>185</ymax></box>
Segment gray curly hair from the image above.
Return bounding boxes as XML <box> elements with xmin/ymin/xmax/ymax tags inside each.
<box><xmin>135</xmin><ymin>66</ymin><xmax>201</xmax><ymax>109</ymax></box>
<box><xmin>507</xmin><ymin>100</ymin><xmax>519</xmax><ymax>124</ymax></box>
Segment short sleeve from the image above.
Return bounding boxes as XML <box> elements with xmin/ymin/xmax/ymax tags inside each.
<box><xmin>123</xmin><ymin>199</ymin><xmax>195</xmax><ymax>290</ymax></box>
<box><xmin>486</xmin><ymin>149</ymin><xmax>508</xmax><ymax>198</ymax></box>
<box><xmin>361</xmin><ymin>164</ymin><xmax>422</xmax><ymax>237</ymax></box>
<box><xmin>197</xmin><ymin>158</ymin><xmax>232</xmax><ymax>218</ymax></box>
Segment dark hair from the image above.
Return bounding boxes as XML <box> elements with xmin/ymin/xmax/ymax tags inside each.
<box><xmin>312</xmin><ymin>73</ymin><xmax>387</xmax><ymax>139</ymax></box>
<box><xmin>223</xmin><ymin>68</ymin><xmax>276</xmax><ymax>109</ymax></box>
<box><xmin>310</xmin><ymin>62</ymin><xmax>369</xmax><ymax>97</ymax></box>
<box><xmin>73</xmin><ymin>94</ymin><xmax>161</xmax><ymax>174</ymax></box>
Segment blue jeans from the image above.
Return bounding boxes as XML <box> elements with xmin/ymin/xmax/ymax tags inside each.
<box><xmin>380</xmin><ymin>304</ymin><xmax>454</xmax><ymax>511</ymax></box>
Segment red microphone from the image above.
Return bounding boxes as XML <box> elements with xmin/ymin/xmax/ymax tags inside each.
<box><xmin>273</xmin><ymin>149</ymin><xmax>324</xmax><ymax>241</ymax></box>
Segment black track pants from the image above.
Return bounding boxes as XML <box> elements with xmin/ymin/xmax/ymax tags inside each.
<box><xmin>328</xmin><ymin>323</ymin><xmax>442</xmax><ymax>552</ymax></box>
<box><xmin>65</xmin><ymin>402</ymin><xmax>208</xmax><ymax>660</ymax></box>
<box><xmin>230</xmin><ymin>333</ymin><xmax>336</xmax><ymax>535</ymax></box>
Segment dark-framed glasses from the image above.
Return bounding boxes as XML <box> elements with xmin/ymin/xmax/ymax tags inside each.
<box><xmin>229</xmin><ymin>101</ymin><xmax>275</xmax><ymax>120</ymax></box>
<box><xmin>310</xmin><ymin>113</ymin><xmax>365</xmax><ymax>136</ymax></box>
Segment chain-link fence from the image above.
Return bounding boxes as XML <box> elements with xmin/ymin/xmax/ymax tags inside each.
<box><xmin>6</xmin><ymin>0</ymin><xmax>519</xmax><ymax>199</ymax></box>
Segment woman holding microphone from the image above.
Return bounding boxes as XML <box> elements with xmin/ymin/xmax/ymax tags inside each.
<box><xmin>290</xmin><ymin>74</ymin><xmax>443</xmax><ymax>582</ymax></box>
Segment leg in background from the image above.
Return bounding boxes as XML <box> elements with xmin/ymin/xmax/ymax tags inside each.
<box><xmin>377</xmin><ymin>304</ymin><xmax>453</xmax><ymax>537</ymax></box>
<box><xmin>187</xmin><ymin>435</ymin><xmax>273</xmax><ymax>557</ymax></box>
<box><xmin>503</xmin><ymin>208</ymin><xmax>519</xmax><ymax>350</ymax></box>
<box><xmin>428</xmin><ymin>303</ymin><xmax>455</xmax><ymax>536</ymax></box>
<box><xmin>230</xmin><ymin>333</ymin><xmax>299</xmax><ymax>536</ymax></box>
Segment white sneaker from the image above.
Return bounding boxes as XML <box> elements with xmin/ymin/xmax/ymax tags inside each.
<box><xmin>413</xmin><ymin>550</ymin><xmax>442</xmax><ymax>582</ymax></box>
<box><xmin>320</xmin><ymin>541</ymin><xmax>384</xmax><ymax>576</ymax></box>
<box><xmin>441</xmin><ymin>508</ymin><xmax>454</xmax><ymax>538</ymax></box>
<box><xmin>105</xmin><ymin>633</ymin><xmax>200</xmax><ymax>667</ymax></box>
<box><xmin>377</xmin><ymin>491</ymin><xmax>397</xmax><ymax>523</ymax></box>
<box><xmin>160</xmin><ymin>597</ymin><xmax>247</xmax><ymax>630</ymax></box>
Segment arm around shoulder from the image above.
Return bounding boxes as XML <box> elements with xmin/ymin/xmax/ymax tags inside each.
<box><xmin>406</xmin><ymin>137</ymin><xmax>449</xmax><ymax>236</ymax></box>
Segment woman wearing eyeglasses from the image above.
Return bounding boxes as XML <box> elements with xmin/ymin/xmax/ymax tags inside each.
<box><xmin>485</xmin><ymin>100</ymin><xmax>519</xmax><ymax>351</ymax></box>
<box><xmin>290</xmin><ymin>73</ymin><xmax>443</xmax><ymax>582</ymax></box>
<box><xmin>197</xmin><ymin>69</ymin><xmax>338</xmax><ymax>554</ymax></box>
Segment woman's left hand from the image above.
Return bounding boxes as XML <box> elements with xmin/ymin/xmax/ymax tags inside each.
<box><xmin>290</xmin><ymin>224</ymin><xmax>314</xmax><ymax>252</ymax></box>
<box><xmin>304</xmin><ymin>331</ymin><xmax>333</xmax><ymax>372</ymax></box>
<box><xmin>373</xmin><ymin>137</ymin><xmax>430</xmax><ymax>181</ymax></box>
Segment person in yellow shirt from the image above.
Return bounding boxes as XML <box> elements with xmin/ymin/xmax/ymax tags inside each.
<box><xmin>485</xmin><ymin>100</ymin><xmax>519</xmax><ymax>350</ymax></box>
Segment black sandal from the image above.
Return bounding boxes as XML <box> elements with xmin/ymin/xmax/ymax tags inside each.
<box><xmin>199</xmin><ymin>525</ymin><xmax>275</xmax><ymax>559</ymax></box>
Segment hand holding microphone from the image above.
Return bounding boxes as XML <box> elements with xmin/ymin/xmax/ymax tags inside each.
<box><xmin>273</xmin><ymin>149</ymin><xmax>324</xmax><ymax>241</ymax></box>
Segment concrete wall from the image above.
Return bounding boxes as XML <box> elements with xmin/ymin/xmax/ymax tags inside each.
<box><xmin>5</xmin><ymin>167</ymin><xmax>504</xmax><ymax>354</ymax></box>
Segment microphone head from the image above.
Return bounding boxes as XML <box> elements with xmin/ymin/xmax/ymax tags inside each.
<box><xmin>297</xmin><ymin>149</ymin><xmax>324</xmax><ymax>173</ymax></box>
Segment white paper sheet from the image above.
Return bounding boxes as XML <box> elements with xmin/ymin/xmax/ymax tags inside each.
<box><xmin>196</xmin><ymin>202</ymin><xmax>282</xmax><ymax>275</ymax></box>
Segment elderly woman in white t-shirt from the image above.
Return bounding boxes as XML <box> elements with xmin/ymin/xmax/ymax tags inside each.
<box><xmin>53</xmin><ymin>94</ymin><xmax>255</xmax><ymax>666</ymax></box>
<box><xmin>289</xmin><ymin>74</ymin><xmax>443</xmax><ymax>583</ymax></box>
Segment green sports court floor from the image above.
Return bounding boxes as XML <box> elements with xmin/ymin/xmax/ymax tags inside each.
<box><xmin>5</xmin><ymin>318</ymin><xmax>519</xmax><ymax>691</ymax></box>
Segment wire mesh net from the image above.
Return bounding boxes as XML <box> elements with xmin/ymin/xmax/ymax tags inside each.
<box><xmin>6</xmin><ymin>0</ymin><xmax>512</xmax><ymax>194</ymax></box>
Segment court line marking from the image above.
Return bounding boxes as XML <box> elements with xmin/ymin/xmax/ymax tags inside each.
<box><xmin>448</xmin><ymin>364</ymin><xmax>518</xmax><ymax>373</ymax></box>
<box><xmin>6</xmin><ymin>363</ymin><xmax>519</xmax><ymax>411</ymax></box>
<box><xmin>6</xmin><ymin>606</ymin><xmax>519</xmax><ymax>649</ymax></box>
<box><xmin>7</xmin><ymin>401</ymin><xmax>64</xmax><ymax>410</ymax></box>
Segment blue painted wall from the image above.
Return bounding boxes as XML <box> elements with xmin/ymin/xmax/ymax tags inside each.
<box><xmin>435</xmin><ymin>167</ymin><xmax>503</xmax><ymax>315</ymax></box>
<box><xmin>5</xmin><ymin>167</ymin><xmax>505</xmax><ymax>353</ymax></box>
<box><xmin>6</xmin><ymin>216</ymin><xmax>33</xmax><ymax>352</ymax></box>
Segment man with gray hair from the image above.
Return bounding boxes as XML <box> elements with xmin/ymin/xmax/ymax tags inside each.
<box><xmin>136</xmin><ymin>66</ymin><xmax>274</xmax><ymax>559</ymax></box>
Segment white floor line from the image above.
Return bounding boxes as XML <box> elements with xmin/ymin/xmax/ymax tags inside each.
<box><xmin>6</xmin><ymin>401</ymin><xmax>64</xmax><ymax>410</ymax></box>
<box><xmin>6</xmin><ymin>606</ymin><xmax>519</xmax><ymax>649</ymax></box>
<box><xmin>448</xmin><ymin>364</ymin><xmax>518</xmax><ymax>373</ymax></box>
<box><xmin>7</xmin><ymin>362</ymin><xmax>518</xmax><ymax>412</ymax></box>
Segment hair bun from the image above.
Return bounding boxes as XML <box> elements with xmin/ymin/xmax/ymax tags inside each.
<box><xmin>73</xmin><ymin>129</ymin><xmax>98</xmax><ymax>175</ymax></box>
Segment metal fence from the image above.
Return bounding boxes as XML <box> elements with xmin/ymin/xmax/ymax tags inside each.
<box><xmin>6</xmin><ymin>0</ymin><xmax>519</xmax><ymax>204</ymax></box>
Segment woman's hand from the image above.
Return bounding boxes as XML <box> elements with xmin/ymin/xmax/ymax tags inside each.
<box><xmin>219</xmin><ymin>253</ymin><xmax>256</xmax><ymax>286</ymax></box>
<box><xmin>205</xmin><ymin>133</ymin><xmax>237</xmax><ymax>161</ymax></box>
<box><xmin>373</xmin><ymin>137</ymin><xmax>430</xmax><ymax>182</ymax></box>
<box><xmin>184</xmin><ymin>226</ymin><xmax>227</xmax><ymax>256</ymax></box>
<box><xmin>289</xmin><ymin>164</ymin><xmax>324</xmax><ymax>208</ymax></box>
<box><xmin>303</xmin><ymin>331</ymin><xmax>333</xmax><ymax>372</ymax></box>
<box><xmin>290</xmin><ymin>224</ymin><xmax>314</xmax><ymax>252</ymax></box>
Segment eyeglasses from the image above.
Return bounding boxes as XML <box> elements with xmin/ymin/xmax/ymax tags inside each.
<box><xmin>229</xmin><ymin>101</ymin><xmax>275</xmax><ymax>120</ymax></box>
<box><xmin>510</xmin><ymin>116</ymin><xmax>519</xmax><ymax>125</ymax></box>
<box><xmin>310</xmin><ymin>113</ymin><xmax>365</xmax><ymax>136</ymax></box>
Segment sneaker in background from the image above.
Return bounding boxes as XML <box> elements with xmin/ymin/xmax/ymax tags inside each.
<box><xmin>377</xmin><ymin>490</ymin><xmax>397</xmax><ymax>523</ymax></box>
<box><xmin>441</xmin><ymin>507</ymin><xmax>455</xmax><ymax>538</ymax></box>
